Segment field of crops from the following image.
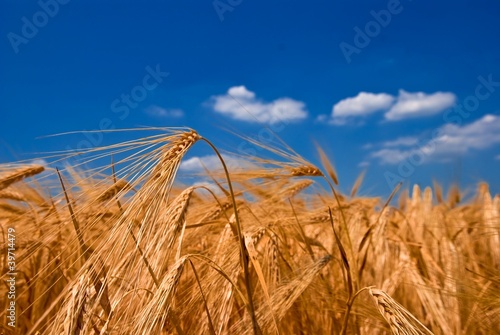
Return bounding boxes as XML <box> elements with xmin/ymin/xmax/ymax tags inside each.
<box><xmin>1</xmin><ymin>128</ymin><xmax>499</xmax><ymax>334</ymax></box>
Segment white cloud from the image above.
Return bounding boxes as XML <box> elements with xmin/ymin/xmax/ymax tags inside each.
<box><xmin>192</xmin><ymin>181</ymin><xmax>226</xmax><ymax>196</ymax></box>
<box><xmin>370</xmin><ymin>114</ymin><xmax>500</xmax><ymax>164</ymax></box>
<box><xmin>358</xmin><ymin>161</ymin><xmax>370</xmax><ymax>168</ymax></box>
<box><xmin>361</xmin><ymin>143</ymin><xmax>374</xmax><ymax>150</ymax></box>
<box><xmin>384</xmin><ymin>90</ymin><xmax>456</xmax><ymax>121</ymax></box>
<box><xmin>210</xmin><ymin>86</ymin><xmax>308</xmax><ymax>124</ymax></box>
<box><xmin>331</xmin><ymin>92</ymin><xmax>394</xmax><ymax>124</ymax></box>
<box><xmin>30</xmin><ymin>158</ymin><xmax>48</xmax><ymax>167</ymax></box>
<box><xmin>145</xmin><ymin>105</ymin><xmax>184</xmax><ymax>118</ymax></box>
<box><xmin>323</xmin><ymin>90</ymin><xmax>456</xmax><ymax>125</ymax></box>
<box><xmin>434</xmin><ymin>114</ymin><xmax>500</xmax><ymax>153</ymax></box>
<box><xmin>315</xmin><ymin>114</ymin><xmax>329</xmax><ymax>123</ymax></box>
<box><xmin>381</xmin><ymin>136</ymin><xmax>419</xmax><ymax>148</ymax></box>
<box><xmin>370</xmin><ymin>148</ymin><xmax>411</xmax><ymax>165</ymax></box>
<box><xmin>180</xmin><ymin>154</ymin><xmax>251</xmax><ymax>173</ymax></box>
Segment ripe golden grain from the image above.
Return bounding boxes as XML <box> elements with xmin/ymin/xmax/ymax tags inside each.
<box><xmin>290</xmin><ymin>165</ymin><xmax>323</xmax><ymax>177</ymax></box>
<box><xmin>0</xmin><ymin>165</ymin><xmax>44</xmax><ymax>190</ymax></box>
<box><xmin>1</xmin><ymin>129</ymin><xmax>498</xmax><ymax>335</ymax></box>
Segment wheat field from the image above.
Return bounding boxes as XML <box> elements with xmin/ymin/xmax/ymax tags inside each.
<box><xmin>0</xmin><ymin>128</ymin><xmax>499</xmax><ymax>334</ymax></box>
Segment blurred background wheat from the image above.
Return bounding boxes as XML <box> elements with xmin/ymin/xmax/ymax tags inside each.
<box><xmin>0</xmin><ymin>129</ymin><xmax>499</xmax><ymax>335</ymax></box>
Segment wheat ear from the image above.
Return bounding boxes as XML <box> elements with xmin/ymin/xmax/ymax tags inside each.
<box><xmin>369</xmin><ymin>288</ymin><xmax>435</xmax><ymax>335</ymax></box>
<box><xmin>0</xmin><ymin>165</ymin><xmax>44</xmax><ymax>190</ymax></box>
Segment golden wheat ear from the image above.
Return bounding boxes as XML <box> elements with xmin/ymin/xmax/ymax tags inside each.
<box><xmin>315</xmin><ymin>142</ymin><xmax>338</xmax><ymax>185</ymax></box>
<box><xmin>8</xmin><ymin>126</ymin><xmax>499</xmax><ymax>335</ymax></box>
<box><xmin>0</xmin><ymin>164</ymin><xmax>44</xmax><ymax>190</ymax></box>
<box><xmin>369</xmin><ymin>288</ymin><xmax>435</xmax><ymax>335</ymax></box>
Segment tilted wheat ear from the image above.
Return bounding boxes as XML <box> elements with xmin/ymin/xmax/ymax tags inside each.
<box><xmin>290</xmin><ymin>165</ymin><xmax>323</xmax><ymax>177</ymax></box>
<box><xmin>0</xmin><ymin>165</ymin><xmax>44</xmax><ymax>190</ymax></box>
<box><xmin>369</xmin><ymin>288</ymin><xmax>435</xmax><ymax>335</ymax></box>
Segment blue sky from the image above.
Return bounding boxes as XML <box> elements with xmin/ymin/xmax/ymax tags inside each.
<box><xmin>1</xmin><ymin>0</ymin><xmax>499</xmax><ymax>197</ymax></box>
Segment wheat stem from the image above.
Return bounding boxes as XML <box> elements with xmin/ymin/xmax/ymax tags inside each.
<box><xmin>199</xmin><ymin>137</ymin><xmax>261</xmax><ymax>335</ymax></box>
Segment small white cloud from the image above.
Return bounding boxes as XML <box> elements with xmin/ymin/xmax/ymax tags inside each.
<box><xmin>228</xmin><ymin>86</ymin><xmax>255</xmax><ymax>99</ymax></box>
<box><xmin>30</xmin><ymin>158</ymin><xmax>48</xmax><ymax>167</ymax></box>
<box><xmin>325</xmin><ymin>90</ymin><xmax>456</xmax><ymax>125</ymax></box>
<box><xmin>180</xmin><ymin>154</ymin><xmax>251</xmax><ymax>173</ymax></box>
<box><xmin>370</xmin><ymin>148</ymin><xmax>410</xmax><ymax>165</ymax></box>
<box><xmin>192</xmin><ymin>181</ymin><xmax>225</xmax><ymax>196</ymax></box>
<box><xmin>361</xmin><ymin>143</ymin><xmax>374</xmax><ymax>150</ymax></box>
<box><xmin>333</xmin><ymin>92</ymin><xmax>394</xmax><ymax>121</ymax></box>
<box><xmin>358</xmin><ymin>161</ymin><xmax>370</xmax><ymax>168</ymax></box>
<box><xmin>384</xmin><ymin>90</ymin><xmax>456</xmax><ymax>121</ymax></box>
<box><xmin>315</xmin><ymin>114</ymin><xmax>329</xmax><ymax>123</ymax></box>
<box><xmin>210</xmin><ymin>86</ymin><xmax>308</xmax><ymax>124</ymax></box>
<box><xmin>433</xmin><ymin>114</ymin><xmax>500</xmax><ymax>154</ymax></box>
<box><xmin>370</xmin><ymin>114</ymin><xmax>500</xmax><ymax>164</ymax></box>
<box><xmin>145</xmin><ymin>105</ymin><xmax>184</xmax><ymax>118</ymax></box>
<box><xmin>381</xmin><ymin>136</ymin><xmax>419</xmax><ymax>148</ymax></box>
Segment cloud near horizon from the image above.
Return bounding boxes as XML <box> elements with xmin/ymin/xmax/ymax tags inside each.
<box><xmin>385</xmin><ymin>90</ymin><xmax>456</xmax><ymax>121</ymax></box>
<box><xmin>209</xmin><ymin>86</ymin><xmax>308</xmax><ymax>124</ymax></box>
<box><xmin>369</xmin><ymin>114</ymin><xmax>500</xmax><ymax>165</ymax></box>
<box><xmin>319</xmin><ymin>90</ymin><xmax>456</xmax><ymax>125</ymax></box>
<box><xmin>180</xmin><ymin>154</ymin><xmax>252</xmax><ymax>173</ymax></box>
<box><xmin>328</xmin><ymin>92</ymin><xmax>394</xmax><ymax>125</ymax></box>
